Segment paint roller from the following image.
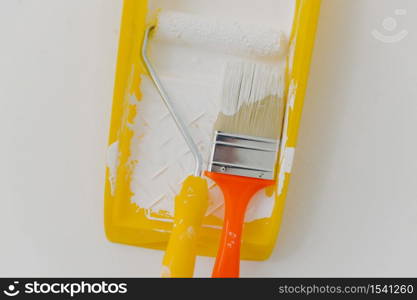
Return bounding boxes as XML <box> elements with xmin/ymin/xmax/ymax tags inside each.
<box><xmin>141</xmin><ymin>10</ymin><xmax>287</xmax><ymax>278</ymax></box>
<box><xmin>153</xmin><ymin>11</ymin><xmax>287</xmax><ymax>58</ymax></box>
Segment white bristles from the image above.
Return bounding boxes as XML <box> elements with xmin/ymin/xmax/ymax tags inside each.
<box><xmin>155</xmin><ymin>11</ymin><xmax>286</xmax><ymax>58</ymax></box>
<box><xmin>215</xmin><ymin>61</ymin><xmax>286</xmax><ymax>139</ymax></box>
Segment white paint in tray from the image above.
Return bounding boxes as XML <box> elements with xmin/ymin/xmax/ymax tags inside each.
<box><xmin>127</xmin><ymin>0</ymin><xmax>296</xmax><ymax>222</ymax></box>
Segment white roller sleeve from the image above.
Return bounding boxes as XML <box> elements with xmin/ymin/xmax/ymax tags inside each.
<box><xmin>154</xmin><ymin>11</ymin><xmax>287</xmax><ymax>58</ymax></box>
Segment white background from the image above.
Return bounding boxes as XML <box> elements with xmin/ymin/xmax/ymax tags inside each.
<box><xmin>1</xmin><ymin>0</ymin><xmax>416</xmax><ymax>277</ymax></box>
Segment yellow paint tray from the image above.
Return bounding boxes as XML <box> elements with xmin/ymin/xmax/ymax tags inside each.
<box><xmin>104</xmin><ymin>0</ymin><xmax>321</xmax><ymax>261</ymax></box>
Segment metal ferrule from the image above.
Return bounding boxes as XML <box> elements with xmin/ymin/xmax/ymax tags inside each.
<box><xmin>207</xmin><ymin>131</ymin><xmax>279</xmax><ymax>180</ymax></box>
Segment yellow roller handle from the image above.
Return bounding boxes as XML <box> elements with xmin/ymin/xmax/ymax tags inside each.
<box><xmin>161</xmin><ymin>176</ymin><xmax>209</xmax><ymax>278</ymax></box>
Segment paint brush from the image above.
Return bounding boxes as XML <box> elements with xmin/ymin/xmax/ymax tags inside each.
<box><xmin>206</xmin><ymin>60</ymin><xmax>286</xmax><ymax>278</ymax></box>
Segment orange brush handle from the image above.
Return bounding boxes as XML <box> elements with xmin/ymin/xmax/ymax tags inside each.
<box><xmin>205</xmin><ymin>172</ymin><xmax>275</xmax><ymax>278</ymax></box>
